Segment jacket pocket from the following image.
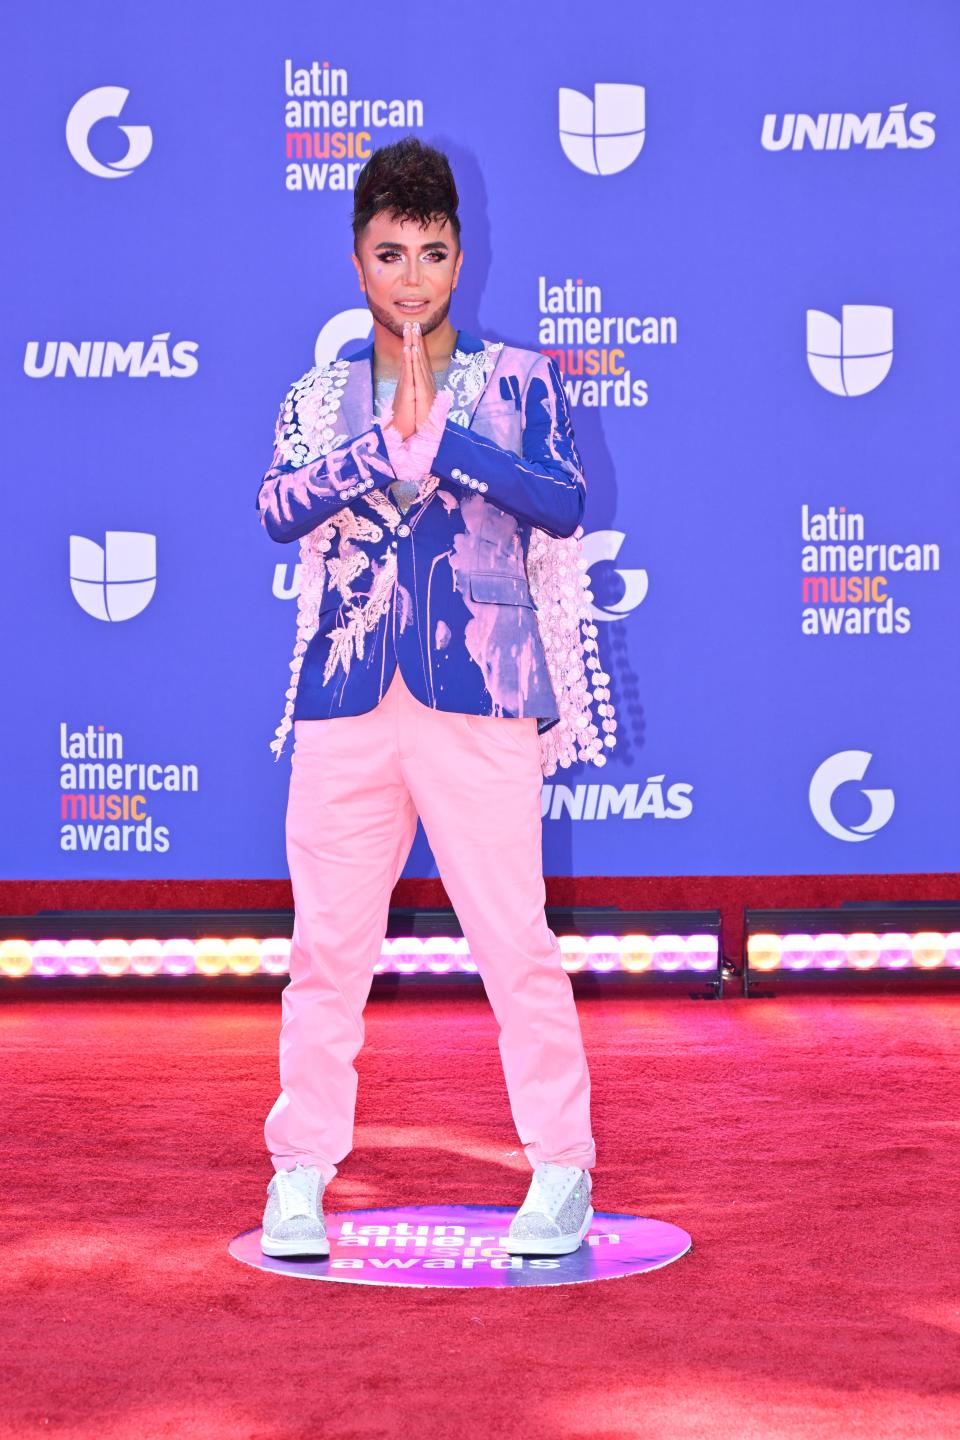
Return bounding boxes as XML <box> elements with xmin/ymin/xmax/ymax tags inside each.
<box><xmin>468</xmin><ymin>572</ymin><xmax>535</xmax><ymax>608</ymax></box>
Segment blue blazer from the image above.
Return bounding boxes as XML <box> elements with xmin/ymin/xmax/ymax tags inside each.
<box><xmin>257</xmin><ymin>330</ymin><xmax>586</xmax><ymax>745</ymax></box>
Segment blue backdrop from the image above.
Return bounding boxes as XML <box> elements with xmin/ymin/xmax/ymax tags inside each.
<box><xmin>5</xmin><ymin>0</ymin><xmax>957</xmax><ymax>880</ymax></box>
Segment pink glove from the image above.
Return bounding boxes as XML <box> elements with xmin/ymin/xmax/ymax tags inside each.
<box><xmin>380</xmin><ymin>389</ymin><xmax>453</xmax><ymax>483</ymax></box>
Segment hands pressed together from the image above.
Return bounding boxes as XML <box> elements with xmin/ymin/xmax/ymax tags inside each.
<box><xmin>378</xmin><ymin>320</ymin><xmax>454</xmax><ymax>487</ymax></box>
<box><xmin>263</xmin><ymin>320</ymin><xmax>452</xmax><ymax>498</ymax></box>
<box><xmin>390</xmin><ymin>320</ymin><xmax>438</xmax><ymax>441</ymax></box>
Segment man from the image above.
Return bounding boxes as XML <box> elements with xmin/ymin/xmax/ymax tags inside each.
<box><xmin>256</xmin><ymin>137</ymin><xmax>613</xmax><ymax>1262</ymax></box>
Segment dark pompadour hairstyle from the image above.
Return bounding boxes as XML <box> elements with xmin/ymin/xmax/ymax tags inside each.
<box><xmin>352</xmin><ymin>137</ymin><xmax>460</xmax><ymax>249</ymax></box>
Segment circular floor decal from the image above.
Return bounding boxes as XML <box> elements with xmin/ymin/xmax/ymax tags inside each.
<box><xmin>230</xmin><ymin>1204</ymin><xmax>692</xmax><ymax>1288</ymax></box>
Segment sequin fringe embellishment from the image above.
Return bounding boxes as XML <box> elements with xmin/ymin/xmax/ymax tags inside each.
<box><xmin>269</xmin><ymin>360</ymin><xmax>350</xmax><ymax>759</ymax></box>
<box><xmin>527</xmin><ymin>526</ymin><xmax>618</xmax><ymax>776</ymax></box>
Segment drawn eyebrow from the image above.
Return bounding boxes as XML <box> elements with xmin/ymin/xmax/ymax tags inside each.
<box><xmin>373</xmin><ymin>241</ymin><xmax>449</xmax><ymax>252</ymax></box>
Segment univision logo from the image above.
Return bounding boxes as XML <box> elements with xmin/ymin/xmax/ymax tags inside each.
<box><xmin>809</xmin><ymin>751</ymin><xmax>894</xmax><ymax>842</ymax></box>
<box><xmin>70</xmin><ymin>532</ymin><xmax>156</xmax><ymax>621</ymax></box>
<box><xmin>65</xmin><ymin>86</ymin><xmax>153</xmax><ymax>178</ymax></box>
<box><xmin>558</xmin><ymin>84</ymin><xmax>645</xmax><ymax>176</ymax></box>
<box><xmin>806</xmin><ymin>306</ymin><xmax>893</xmax><ymax>397</ymax></box>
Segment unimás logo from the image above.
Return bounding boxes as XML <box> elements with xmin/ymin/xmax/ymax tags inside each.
<box><xmin>581</xmin><ymin>531</ymin><xmax>647</xmax><ymax>622</ymax></box>
<box><xmin>24</xmin><ymin>334</ymin><xmax>199</xmax><ymax>379</ymax></box>
<box><xmin>70</xmin><ymin>532</ymin><xmax>156</xmax><ymax>621</ymax></box>
<box><xmin>65</xmin><ymin>86</ymin><xmax>153</xmax><ymax>178</ymax></box>
<box><xmin>806</xmin><ymin>306</ymin><xmax>893</xmax><ymax>397</ymax></box>
<box><xmin>809</xmin><ymin>750</ymin><xmax>895</xmax><ymax>842</ymax></box>
<box><xmin>542</xmin><ymin>776</ymin><xmax>693</xmax><ymax>822</ymax></box>
<box><xmin>761</xmin><ymin>104</ymin><xmax>935</xmax><ymax>152</ymax></box>
<box><xmin>558</xmin><ymin>84</ymin><xmax>645</xmax><ymax>176</ymax></box>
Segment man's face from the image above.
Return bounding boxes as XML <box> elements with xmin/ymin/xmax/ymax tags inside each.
<box><xmin>352</xmin><ymin>211</ymin><xmax>463</xmax><ymax>340</ymax></box>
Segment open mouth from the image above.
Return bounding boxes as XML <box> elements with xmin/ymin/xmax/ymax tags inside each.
<box><xmin>395</xmin><ymin>299</ymin><xmax>428</xmax><ymax>313</ymax></box>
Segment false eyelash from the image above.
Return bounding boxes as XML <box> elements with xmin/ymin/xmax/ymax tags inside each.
<box><xmin>376</xmin><ymin>249</ymin><xmax>447</xmax><ymax>262</ymax></box>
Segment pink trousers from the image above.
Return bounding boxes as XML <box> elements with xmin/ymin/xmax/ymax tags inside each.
<box><xmin>264</xmin><ymin>665</ymin><xmax>597</xmax><ymax>1183</ymax></box>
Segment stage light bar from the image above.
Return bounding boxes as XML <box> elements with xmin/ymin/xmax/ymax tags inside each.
<box><xmin>743</xmin><ymin>905</ymin><xmax>960</xmax><ymax>996</ymax></box>
<box><xmin>0</xmin><ymin>908</ymin><xmax>724</xmax><ymax>993</ymax></box>
<box><xmin>748</xmin><ymin>931</ymin><xmax>960</xmax><ymax>973</ymax></box>
<box><xmin>0</xmin><ymin>931</ymin><xmax>721</xmax><ymax>980</ymax></box>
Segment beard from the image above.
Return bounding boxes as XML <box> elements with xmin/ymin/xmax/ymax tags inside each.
<box><xmin>365</xmin><ymin>289</ymin><xmax>453</xmax><ymax>341</ymax></box>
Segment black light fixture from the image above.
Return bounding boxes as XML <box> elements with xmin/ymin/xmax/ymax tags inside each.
<box><xmin>0</xmin><ymin>906</ymin><xmax>726</xmax><ymax>997</ymax></box>
<box><xmin>743</xmin><ymin>902</ymin><xmax>960</xmax><ymax>996</ymax></box>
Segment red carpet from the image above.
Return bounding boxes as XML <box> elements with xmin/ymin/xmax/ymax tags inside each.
<box><xmin>4</xmin><ymin>985</ymin><xmax>959</xmax><ymax>1439</ymax></box>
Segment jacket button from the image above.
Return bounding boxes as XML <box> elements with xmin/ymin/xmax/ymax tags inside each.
<box><xmin>397</xmin><ymin>523</ymin><xmax>411</xmax><ymax>537</ymax></box>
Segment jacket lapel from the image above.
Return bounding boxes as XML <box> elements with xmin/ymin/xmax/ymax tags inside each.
<box><xmin>337</xmin><ymin>340</ymin><xmax>375</xmax><ymax>439</ymax></box>
<box><xmin>445</xmin><ymin>331</ymin><xmax>503</xmax><ymax>429</ymax></box>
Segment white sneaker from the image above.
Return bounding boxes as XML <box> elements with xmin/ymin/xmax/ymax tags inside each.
<box><xmin>260</xmin><ymin>1163</ymin><xmax>329</xmax><ymax>1258</ymax></box>
<box><xmin>503</xmin><ymin>1162</ymin><xmax>594</xmax><ymax>1256</ymax></box>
